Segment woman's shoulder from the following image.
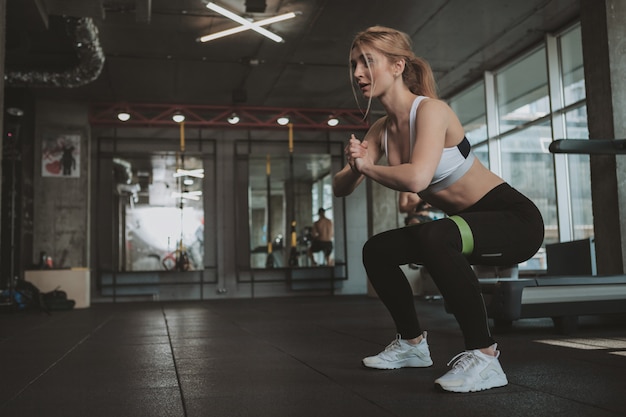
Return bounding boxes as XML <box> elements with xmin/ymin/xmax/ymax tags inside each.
<box><xmin>417</xmin><ymin>96</ymin><xmax>449</xmax><ymax>110</ymax></box>
<box><xmin>415</xmin><ymin>97</ymin><xmax>456</xmax><ymax>123</ymax></box>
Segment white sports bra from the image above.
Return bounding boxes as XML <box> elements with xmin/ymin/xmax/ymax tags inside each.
<box><xmin>383</xmin><ymin>96</ymin><xmax>475</xmax><ymax>195</ymax></box>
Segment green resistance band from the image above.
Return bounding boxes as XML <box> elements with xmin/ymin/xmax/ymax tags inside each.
<box><xmin>448</xmin><ymin>215</ymin><xmax>474</xmax><ymax>256</ymax></box>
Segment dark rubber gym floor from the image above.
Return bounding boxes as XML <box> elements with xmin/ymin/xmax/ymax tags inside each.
<box><xmin>1</xmin><ymin>295</ymin><xmax>625</xmax><ymax>417</ymax></box>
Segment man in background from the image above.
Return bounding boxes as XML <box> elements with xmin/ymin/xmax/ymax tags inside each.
<box><xmin>307</xmin><ymin>208</ymin><xmax>334</xmax><ymax>266</ymax></box>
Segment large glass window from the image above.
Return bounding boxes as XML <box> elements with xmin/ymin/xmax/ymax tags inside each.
<box><xmin>497</xmin><ymin>48</ymin><xmax>550</xmax><ymax>134</ymax></box>
<box><xmin>449</xmin><ymin>81</ymin><xmax>487</xmax><ymax>145</ymax></box>
<box><xmin>472</xmin><ymin>142</ymin><xmax>489</xmax><ymax>169</ymax></box>
<box><xmin>446</xmin><ymin>22</ymin><xmax>590</xmax><ymax>271</ymax></box>
<box><xmin>565</xmin><ymin>106</ymin><xmax>592</xmax><ymax>239</ymax></box>
<box><xmin>560</xmin><ymin>26</ymin><xmax>586</xmax><ymax>107</ymax></box>
<box><xmin>559</xmin><ymin>26</ymin><xmax>591</xmax><ymax>240</ymax></box>
<box><xmin>500</xmin><ymin>121</ymin><xmax>557</xmax><ymax>238</ymax></box>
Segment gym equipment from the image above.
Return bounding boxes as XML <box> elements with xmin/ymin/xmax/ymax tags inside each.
<box><xmin>478</xmin><ymin>238</ymin><xmax>626</xmax><ymax>333</ymax></box>
<box><xmin>480</xmin><ymin>274</ymin><xmax>626</xmax><ymax>334</ymax></box>
<box><xmin>477</xmin><ymin>138</ymin><xmax>626</xmax><ymax>333</ymax></box>
<box><xmin>549</xmin><ymin>138</ymin><xmax>626</xmax><ymax>154</ymax></box>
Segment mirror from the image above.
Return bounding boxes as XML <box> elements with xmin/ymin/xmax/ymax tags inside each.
<box><xmin>248</xmin><ymin>153</ymin><xmax>333</xmax><ymax>268</ymax></box>
<box><xmin>114</xmin><ymin>153</ymin><xmax>205</xmax><ymax>271</ymax></box>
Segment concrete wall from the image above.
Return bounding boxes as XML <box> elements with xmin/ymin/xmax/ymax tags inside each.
<box><xmin>33</xmin><ymin>100</ymin><xmax>91</xmax><ymax>269</ymax></box>
<box><xmin>0</xmin><ymin>0</ymin><xmax>6</xmax><ymax>284</ymax></box>
<box><xmin>581</xmin><ymin>0</ymin><xmax>626</xmax><ymax>274</ymax></box>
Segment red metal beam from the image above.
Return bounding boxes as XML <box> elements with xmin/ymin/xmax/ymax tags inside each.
<box><xmin>89</xmin><ymin>102</ymin><xmax>370</xmax><ymax>131</ymax></box>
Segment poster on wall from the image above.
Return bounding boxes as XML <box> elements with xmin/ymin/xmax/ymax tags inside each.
<box><xmin>42</xmin><ymin>132</ymin><xmax>81</xmax><ymax>178</ymax></box>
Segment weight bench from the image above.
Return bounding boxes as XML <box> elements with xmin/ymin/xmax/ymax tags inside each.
<box><xmin>460</xmin><ymin>139</ymin><xmax>626</xmax><ymax>333</ymax></box>
<box><xmin>480</xmin><ymin>275</ymin><xmax>626</xmax><ymax>333</ymax></box>
<box><xmin>475</xmin><ymin>238</ymin><xmax>626</xmax><ymax>333</ymax></box>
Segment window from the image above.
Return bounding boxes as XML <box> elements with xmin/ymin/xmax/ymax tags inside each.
<box><xmin>446</xmin><ymin>22</ymin><xmax>590</xmax><ymax>271</ymax></box>
<box><xmin>497</xmin><ymin>48</ymin><xmax>550</xmax><ymax>134</ymax></box>
<box><xmin>560</xmin><ymin>26</ymin><xmax>585</xmax><ymax>107</ymax></box>
<box><xmin>565</xmin><ymin>106</ymin><xmax>592</xmax><ymax>239</ymax></box>
<box><xmin>560</xmin><ymin>26</ymin><xmax>591</xmax><ymax>240</ymax></box>
<box><xmin>500</xmin><ymin>121</ymin><xmax>557</xmax><ymax>244</ymax></box>
<box><xmin>449</xmin><ymin>81</ymin><xmax>487</xmax><ymax>145</ymax></box>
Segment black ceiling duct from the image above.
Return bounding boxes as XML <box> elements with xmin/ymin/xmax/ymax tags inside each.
<box><xmin>245</xmin><ymin>0</ymin><xmax>266</xmax><ymax>13</ymax></box>
<box><xmin>5</xmin><ymin>17</ymin><xmax>105</xmax><ymax>88</ymax></box>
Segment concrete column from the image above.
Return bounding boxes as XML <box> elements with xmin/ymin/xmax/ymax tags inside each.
<box><xmin>0</xmin><ymin>0</ymin><xmax>6</xmax><ymax>252</ymax></box>
<box><xmin>580</xmin><ymin>0</ymin><xmax>626</xmax><ymax>274</ymax></box>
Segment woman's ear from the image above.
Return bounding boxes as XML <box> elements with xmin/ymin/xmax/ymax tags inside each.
<box><xmin>395</xmin><ymin>59</ymin><xmax>406</xmax><ymax>76</ymax></box>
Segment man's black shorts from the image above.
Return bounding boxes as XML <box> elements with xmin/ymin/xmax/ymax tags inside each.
<box><xmin>311</xmin><ymin>240</ymin><xmax>333</xmax><ymax>256</ymax></box>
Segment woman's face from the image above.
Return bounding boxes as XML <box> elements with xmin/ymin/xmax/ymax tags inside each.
<box><xmin>350</xmin><ymin>45</ymin><xmax>394</xmax><ymax>98</ymax></box>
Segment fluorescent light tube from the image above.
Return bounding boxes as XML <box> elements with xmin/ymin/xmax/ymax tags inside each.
<box><xmin>203</xmin><ymin>2</ymin><xmax>296</xmax><ymax>43</ymax></box>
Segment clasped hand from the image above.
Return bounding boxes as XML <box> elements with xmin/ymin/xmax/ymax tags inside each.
<box><xmin>345</xmin><ymin>134</ymin><xmax>370</xmax><ymax>174</ymax></box>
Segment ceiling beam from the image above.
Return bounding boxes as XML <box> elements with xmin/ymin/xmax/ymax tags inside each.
<box><xmin>89</xmin><ymin>103</ymin><xmax>370</xmax><ymax>131</ymax></box>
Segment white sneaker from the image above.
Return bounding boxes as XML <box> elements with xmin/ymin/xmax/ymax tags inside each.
<box><xmin>434</xmin><ymin>344</ymin><xmax>508</xmax><ymax>393</ymax></box>
<box><xmin>362</xmin><ymin>332</ymin><xmax>433</xmax><ymax>369</ymax></box>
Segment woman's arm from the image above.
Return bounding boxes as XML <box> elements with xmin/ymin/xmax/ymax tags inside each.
<box><xmin>332</xmin><ymin>160</ymin><xmax>365</xmax><ymax>197</ymax></box>
<box><xmin>356</xmin><ymin>100</ymin><xmax>448</xmax><ymax>193</ymax></box>
<box><xmin>332</xmin><ymin>118</ymin><xmax>385</xmax><ymax>197</ymax></box>
<box><xmin>398</xmin><ymin>191</ymin><xmax>422</xmax><ymax>213</ymax></box>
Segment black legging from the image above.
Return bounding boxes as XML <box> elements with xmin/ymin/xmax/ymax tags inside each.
<box><xmin>363</xmin><ymin>183</ymin><xmax>544</xmax><ymax>349</ymax></box>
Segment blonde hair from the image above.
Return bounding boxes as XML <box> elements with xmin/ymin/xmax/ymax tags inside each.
<box><xmin>350</xmin><ymin>26</ymin><xmax>438</xmax><ymax>117</ymax></box>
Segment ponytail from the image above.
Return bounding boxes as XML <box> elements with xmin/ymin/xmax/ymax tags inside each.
<box><xmin>404</xmin><ymin>56</ymin><xmax>438</xmax><ymax>99</ymax></box>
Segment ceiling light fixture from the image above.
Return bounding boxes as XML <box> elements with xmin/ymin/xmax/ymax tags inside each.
<box><xmin>277</xmin><ymin>116</ymin><xmax>290</xmax><ymax>126</ymax></box>
<box><xmin>117</xmin><ymin>111</ymin><xmax>131</xmax><ymax>122</ymax></box>
<box><xmin>174</xmin><ymin>168</ymin><xmax>205</xmax><ymax>179</ymax></box>
<box><xmin>198</xmin><ymin>12</ymin><xmax>297</xmax><ymax>43</ymax></box>
<box><xmin>172</xmin><ymin>190</ymin><xmax>203</xmax><ymax>201</ymax></box>
<box><xmin>327</xmin><ymin>115</ymin><xmax>339</xmax><ymax>127</ymax></box>
<box><xmin>172</xmin><ymin>112</ymin><xmax>185</xmax><ymax>123</ymax></box>
<box><xmin>6</xmin><ymin>107</ymin><xmax>24</xmax><ymax>117</ymax></box>
<box><xmin>200</xmin><ymin>2</ymin><xmax>297</xmax><ymax>43</ymax></box>
<box><xmin>227</xmin><ymin>113</ymin><xmax>240</xmax><ymax>124</ymax></box>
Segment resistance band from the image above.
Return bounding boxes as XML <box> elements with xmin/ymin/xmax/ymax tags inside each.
<box><xmin>448</xmin><ymin>215</ymin><xmax>474</xmax><ymax>256</ymax></box>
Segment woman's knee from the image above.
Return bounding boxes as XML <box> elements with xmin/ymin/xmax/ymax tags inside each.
<box><xmin>413</xmin><ymin>219</ymin><xmax>461</xmax><ymax>255</ymax></box>
<box><xmin>362</xmin><ymin>233</ymin><xmax>386</xmax><ymax>262</ymax></box>
<box><xmin>362</xmin><ymin>228</ymin><xmax>411</xmax><ymax>267</ymax></box>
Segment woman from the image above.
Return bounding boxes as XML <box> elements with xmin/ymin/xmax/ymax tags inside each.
<box><xmin>333</xmin><ymin>26</ymin><xmax>544</xmax><ymax>393</ymax></box>
<box><xmin>399</xmin><ymin>191</ymin><xmax>436</xmax><ymax>225</ymax></box>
